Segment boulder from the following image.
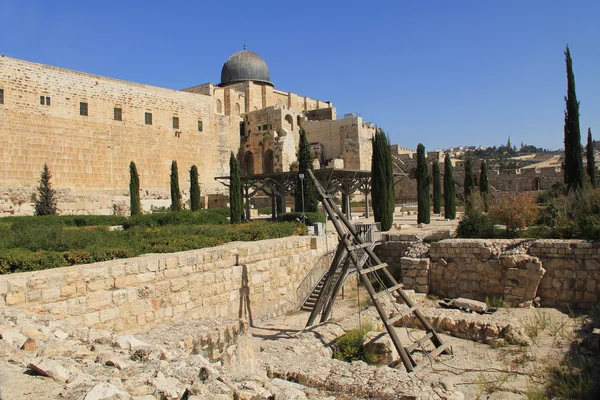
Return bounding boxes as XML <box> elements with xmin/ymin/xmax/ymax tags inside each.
<box><xmin>269</xmin><ymin>378</ymin><xmax>309</xmax><ymax>400</ymax></box>
<box><xmin>451</xmin><ymin>298</ymin><xmax>488</xmax><ymax>313</ymax></box>
<box><xmin>363</xmin><ymin>331</ymin><xmax>398</xmax><ymax>365</ymax></box>
<box><xmin>1</xmin><ymin>330</ymin><xmax>27</xmax><ymax>348</ymax></box>
<box><xmin>84</xmin><ymin>382</ymin><xmax>131</xmax><ymax>400</ymax></box>
<box><xmin>115</xmin><ymin>335</ymin><xmax>150</xmax><ymax>351</ymax></box>
<box><xmin>28</xmin><ymin>357</ymin><xmax>70</xmax><ymax>383</ymax></box>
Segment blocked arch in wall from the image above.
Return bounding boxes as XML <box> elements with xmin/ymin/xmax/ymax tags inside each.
<box><xmin>216</xmin><ymin>100</ymin><xmax>222</xmax><ymax>114</ymax></box>
<box><xmin>263</xmin><ymin>149</ymin><xmax>274</xmax><ymax>174</ymax></box>
<box><xmin>532</xmin><ymin>177</ymin><xmax>541</xmax><ymax>191</ymax></box>
<box><xmin>243</xmin><ymin>151</ymin><xmax>254</xmax><ymax>175</ymax></box>
<box><xmin>284</xmin><ymin>114</ymin><xmax>294</xmax><ymax>132</ymax></box>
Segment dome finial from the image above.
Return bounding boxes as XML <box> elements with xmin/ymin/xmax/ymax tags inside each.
<box><xmin>243</xmin><ymin>41</ymin><xmax>246</xmax><ymax>50</ymax></box>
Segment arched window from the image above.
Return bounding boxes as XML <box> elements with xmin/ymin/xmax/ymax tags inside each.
<box><xmin>216</xmin><ymin>100</ymin><xmax>222</xmax><ymax>114</ymax></box>
<box><xmin>284</xmin><ymin>114</ymin><xmax>294</xmax><ymax>131</ymax></box>
<box><xmin>235</xmin><ymin>103</ymin><xmax>240</xmax><ymax>116</ymax></box>
<box><xmin>297</xmin><ymin>115</ymin><xmax>302</xmax><ymax>129</ymax></box>
<box><xmin>263</xmin><ymin>149</ymin><xmax>274</xmax><ymax>174</ymax></box>
<box><xmin>243</xmin><ymin>151</ymin><xmax>254</xmax><ymax>175</ymax></box>
<box><xmin>532</xmin><ymin>177</ymin><xmax>542</xmax><ymax>191</ymax></box>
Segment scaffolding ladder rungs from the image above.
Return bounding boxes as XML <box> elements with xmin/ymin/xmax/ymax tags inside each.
<box><xmin>373</xmin><ymin>283</ymin><xmax>404</xmax><ymax>300</ymax></box>
<box><xmin>410</xmin><ymin>342</ymin><xmax>452</xmax><ymax>374</ymax></box>
<box><xmin>358</xmin><ymin>263</ymin><xmax>388</xmax><ymax>275</ymax></box>
<box><xmin>386</xmin><ymin>305</ymin><xmax>418</xmax><ymax>326</ymax></box>
<box><xmin>406</xmin><ymin>332</ymin><xmax>434</xmax><ymax>353</ymax></box>
<box><xmin>348</xmin><ymin>242</ymin><xmax>372</xmax><ymax>251</ymax></box>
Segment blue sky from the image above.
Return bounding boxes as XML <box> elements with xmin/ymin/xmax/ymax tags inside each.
<box><xmin>1</xmin><ymin>0</ymin><xmax>598</xmax><ymax>151</ymax></box>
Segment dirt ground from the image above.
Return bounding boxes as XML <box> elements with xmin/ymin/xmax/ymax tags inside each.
<box><xmin>251</xmin><ymin>285</ymin><xmax>599</xmax><ymax>399</ymax></box>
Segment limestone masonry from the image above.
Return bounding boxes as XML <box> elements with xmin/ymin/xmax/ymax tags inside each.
<box><xmin>0</xmin><ymin>51</ymin><xmax>374</xmax><ymax>215</ymax></box>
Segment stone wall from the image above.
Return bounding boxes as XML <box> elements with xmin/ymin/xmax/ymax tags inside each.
<box><xmin>0</xmin><ymin>235</ymin><xmax>327</xmax><ymax>333</ymax></box>
<box><xmin>428</xmin><ymin>239</ymin><xmax>600</xmax><ymax>308</ymax></box>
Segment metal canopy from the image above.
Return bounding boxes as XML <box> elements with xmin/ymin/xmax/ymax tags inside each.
<box><xmin>214</xmin><ymin>169</ymin><xmax>379</xmax><ymax>220</ymax></box>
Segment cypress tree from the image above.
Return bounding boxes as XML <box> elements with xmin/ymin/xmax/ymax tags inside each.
<box><xmin>464</xmin><ymin>156</ymin><xmax>475</xmax><ymax>199</ymax></box>
<box><xmin>129</xmin><ymin>161</ymin><xmax>141</xmax><ymax>216</ymax></box>
<box><xmin>416</xmin><ymin>144</ymin><xmax>431</xmax><ymax>224</ymax></box>
<box><xmin>432</xmin><ymin>160</ymin><xmax>441</xmax><ymax>214</ymax></box>
<box><xmin>295</xmin><ymin>129</ymin><xmax>319</xmax><ymax>213</ymax></box>
<box><xmin>229</xmin><ymin>152</ymin><xmax>243</xmax><ymax>224</ymax></box>
<box><xmin>34</xmin><ymin>163</ymin><xmax>57</xmax><ymax>216</ymax></box>
<box><xmin>479</xmin><ymin>160</ymin><xmax>490</xmax><ymax>211</ymax></box>
<box><xmin>190</xmin><ymin>165</ymin><xmax>201</xmax><ymax>211</ymax></box>
<box><xmin>371</xmin><ymin>129</ymin><xmax>394</xmax><ymax>231</ymax></box>
<box><xmin>443</xmin><ymin>153</ymin><xmax>456</xmax><ymax>220</ymax></box>
<box><xmin>563</xmin><ymin>46</ymin><xmax>585</xmax><ymax>192</ymax></box>
<box><xmin>586</xmin><ymin>128</ymin><xmax>596</xmax><ymax>188</ymax></box>
<box><xmin>170</xmin><ymin>160</ymin><xmax>182</xmax><ymax>212</ymax></box>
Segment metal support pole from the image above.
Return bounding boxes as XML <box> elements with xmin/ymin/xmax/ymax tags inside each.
<box><xmin>365</xmin><ymin>191</ymin><xmax>370</xmax><ymax>218</ymax></box>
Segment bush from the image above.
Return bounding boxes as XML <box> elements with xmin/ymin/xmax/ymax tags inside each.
<box><xmin>537</xmin><ymin>182</ymin><xmax>567</xmax><ymax>204</ymax></box>
<box><xmin>456</xmin><ymin>193</ymin><xmax>493</xmax><ymax>238</ymax></box>
<box><xmin>279</xmin><ymin>212</ymin><xmax>325</xmax><ymax>225</ymax></box>
<box><xmin>333</xmin><ymin>321</ymin><xmax>379</xmax><ymax>364</ymax></box>
<box><xmin>0</xmin><ymin>220</ymin><xmax>305</xmax><ymax>274</ymax></box>
<box><xmin>2</xmin><ymin>215</ymin><xmax>126</xmax><ymax>228</ymax></box>
<box><xmin>0</xmin><ymin>248</ymin><xmax>66</xmax><ymax>274</ymax></box>
<box><xmin>553</xmin><ymin>188</ymin><xmax>600</xmax><ymax>240</ymax></box>
<box><xmin>122</xmin><ymin>210</ymin><xmax>227</xmax><ymax>229</ymax></box>
<box><xmin>489</xmin><ymin>192</ymin><xmax>538</xmax><ymax>238</ymax></box>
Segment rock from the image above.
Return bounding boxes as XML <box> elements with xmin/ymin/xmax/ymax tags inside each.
<box><xmin>363</xmin><ymin>331</ymin><xmax>398</xmax><ymax>365</ymax></box>
<box><xmin>22</xmin><ymin>337</ymin><xmax>37</xmax><ymax>351</ymax></box>
<box><xmin>151</xmin><ymin>372</ymin><xmax>185</xmax><ymax>399</ymax></box>
<box><xmin>439</xmin><ymin>377</ymin><xmax>454</xmax><ymax>392</ymax></box>
<box><xmin>451</xmin><ymin>298</ymin><xmax>488</xmax><ymax>313</ymax></box>
<box><xmin>97</xmin><ymin>352</ymin><xmax>128</xmax><ymax>370</ymax></box>
<box><xmin>1</xmin><ymin>330</ymin><xmax>27</xmax><ymax>348</ymax></box>
<box><xmin>269</xmin><ymin>378</ymin><xmax>309</xmax><ymax>400</ymax></box>
<box><xmin>447</xmin><ymin>392</ymin><xmax>465</xmax><ymax>400</ymax></box>
<box><xmin>487</xmin><ymin>392</ymin><xmax>522</xmax><ymax>400</ymax></box>
<box><xmin>503</xmin><ymin>324</ymin><xmax>532</xmax><ymax>346</ymax></box>
<box><xmin>115</xmin><ymin>335</ymin><xmax>150</xmax><ymax>351</ymax></box>
<box><xmin>84</xmin><ymin>382</ymin><xmax>131</xmax><ymax>400</ymax></box>
<box><xmin>28</xmin><ymin>357</ymin><xmax>70</xmax><ymax>383</ymax></box>
<box><xmin>54</xmin><ymin>329</ymin><xmax>69</xmax><ymax>339</ymax></box>
<box><xmin>306</xmin><ymin>322</ymin><xmax>345</xmax><ymax>345</ymax></box>
<box><xmin>132</xmin><ymin>397</ymin><xmax>157</xmax><ymax>400</ymax></box>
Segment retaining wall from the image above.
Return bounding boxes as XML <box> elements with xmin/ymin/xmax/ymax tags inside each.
<box><xmin>0</xmin><ymin>235</ymin><xmax>326</xmax><ymax>332</ymax></box>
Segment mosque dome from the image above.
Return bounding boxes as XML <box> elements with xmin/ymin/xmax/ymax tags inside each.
<box><xmin>219</xmin><ymin>50</ymin><xmax>273</xmax><ymax>87</ymax></box>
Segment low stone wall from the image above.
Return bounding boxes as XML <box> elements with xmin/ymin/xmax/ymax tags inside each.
<box><xmin>0</xmin><ymin>235</ymin><xmax>326</xmax><ymax>332</ymax></box>
<box><xmin>428</xmin><ymin>239</ymin><xmax>600</xmax><ymax>308</ymax></box>
<box><xmin>399</xmin><ymin>257</ymin><xmax>430</xmax><ymax>293</ymax></box>
<box><xmin>374</xmin><ymin>233</ymin><xmax>418</xmax><ymax>280</ymax></box>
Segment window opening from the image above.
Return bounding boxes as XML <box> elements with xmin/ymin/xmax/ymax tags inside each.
<box><xmin>145</xmin><ymin>112</ymin><xmax>152</xmax><ymax>125</ymax></box>
<box><xmin>114</xmin><ymin>108</ymin><xmax>122</xmax><ymax>121</ymax></box>
<box><xmin>80</xmin><ymin>102</ymin><xmax>88</xmax><ymax>116</ymax></box>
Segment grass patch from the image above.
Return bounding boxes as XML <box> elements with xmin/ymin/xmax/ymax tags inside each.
<box><xmin>526</xmin><ymin>355</ymin><xmax>597</xmax><ymax>400</ymax></box>
<box><xmin>476</xmin><ymin>372</ymin><xmax>511</xmax><ymax>395</ymax></box>
<box><xmin>523</xmin><ymin>310</ymin><xmax>551</xmax><ymax>341</ymax></box>
<box><xmin>485</xmin><ymin>296</ymin><xmax>505</xmax><ymax>308</ymax></box>
<box><xmin>333</xmin><ymin>320</ymin><xmax>380</xmax><ymax>364</ymax></box>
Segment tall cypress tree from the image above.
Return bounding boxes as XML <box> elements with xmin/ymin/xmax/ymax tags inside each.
<box><xmin>416</xmin><ymin>144</ymin><xmax>431</xmax><ymax>224</ymax></box>
<box><xmin>464</xmin><ymin>156</ymin><xmax>475</xmax><ymax>199</ymax></box>
<box><xmin>586</xmin><ymin>128</ymin><xmax>596</xmax><ymax>188</ymax></box>
<box><xmin>432</xmin><ymin>160</ymin><xmax>441</xmax><ymax>214</ymax></box>
<box><xmin>443</xmin><ymin>153</ymin><xmax>456</xmax><ymax>220</ymax></box>
<box><xmin>479</xmin><ymin>160</ymin><xmax>490</xmax><ymax>211</ymax></box>
<box><xmin>190</xmin><ymin>165</ymin><xmax>201</xmax><ymax>211</ymax></box>
<box><xmin>371</xmin><ymin>129</ymin><xmax>394</xmax><ymax>231</ymax></box>
<box><xmin>129</xmin><ymin>161</ymin><xmax>141</xmax><ymax>216</ymax></box>
<box><xmin>295</xmin><ymin>129</ymin><xmax>319</xmax><ymax>213</ymax></box>
<box><xmin>35</xmin><ymin>163</ymin><xmax>57</xmax><ymax>216</ymax></box>
<box><xmin>229</xmin><ymin>152</ymin><xmax>243</xmax><ymax>224</ymax></box>
<box><xmin>563</xmin><ymin>46</ymin><xmax>585</xmax><ymax>192</ymax></box>
<box><xmin>170</xmin><ymin>160</ymin><xmax>182</xmax><ymax>212</ymax></box>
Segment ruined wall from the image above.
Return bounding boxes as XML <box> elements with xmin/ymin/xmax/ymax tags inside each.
<box><xmin>427</xmin><ymin>239</ymin><xmax>599</xmax><ymax>308</ymax></box>
<box><xmin>303</xmin><ymin>115</ymin><xmax>374</xmax><ymax>171</ymax></box>
<box><xmin>0</xmin><ymin>235</ymin><xmax>327</xmax><ymax>333</ymax></box>
<box><xmin>0</xmin><ymin>56</ymin><xmax>239</xmax><ymax>216</ymax></box>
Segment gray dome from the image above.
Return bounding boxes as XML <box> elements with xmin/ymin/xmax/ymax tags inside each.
<box><xmin>219</xmin><ymin>50</ymin><xmax>273</xmax><ymax>87</ymax></box>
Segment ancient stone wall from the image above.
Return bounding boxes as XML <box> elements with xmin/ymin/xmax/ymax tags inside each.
<box><xmin>0</xmin><ymin>56</ymin><xmax>239</xmax><ymax>216</ymax></box>
<box><xmin>0</xmin><ymin>235</ymin><xmax>327</xmax><ymax>333</ymax></box>
<box><xmin>428</xmin><ymin>239</ymin><xmax>599</xmax><ymax>308</ymax></box>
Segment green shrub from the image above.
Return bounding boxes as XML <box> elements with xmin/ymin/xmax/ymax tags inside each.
<box><xmin>333</xmin><ymin>321</ymin><xmax>379</xmax><ymax>364</ymax></box>
<box><xmin>123</xmin><ymin>210</ymin><xmax>227</xmax><ymax>229</ymax></box>
<box><xmin>2</xmin><ymin>215</ymin><xmax>126</xmax><ymax>227</ymax></box>
<box><xmin>485</xmin><ymin>296</ymin><xmax>505</xmax><ymax>308</ymax></box>
<box><xmin>456</xmin><ymin>193</ymin><xmax>493</xmax><ymax>238</ymax></box>
<box><xmin>0</xmin><ymin>248</ymin><xmax>66</xmax><ymax>273</ymax></box>
<box><xmin>279</xmin><ymin>212</ymin><xmax>325</xmax><ymax>225</ymax></box>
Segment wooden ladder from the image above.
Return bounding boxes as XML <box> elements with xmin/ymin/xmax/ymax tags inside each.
<box><xmin>305</xmin><ymin>169</ymin><xmax>451</xmax><ymax>373</ymax></box>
